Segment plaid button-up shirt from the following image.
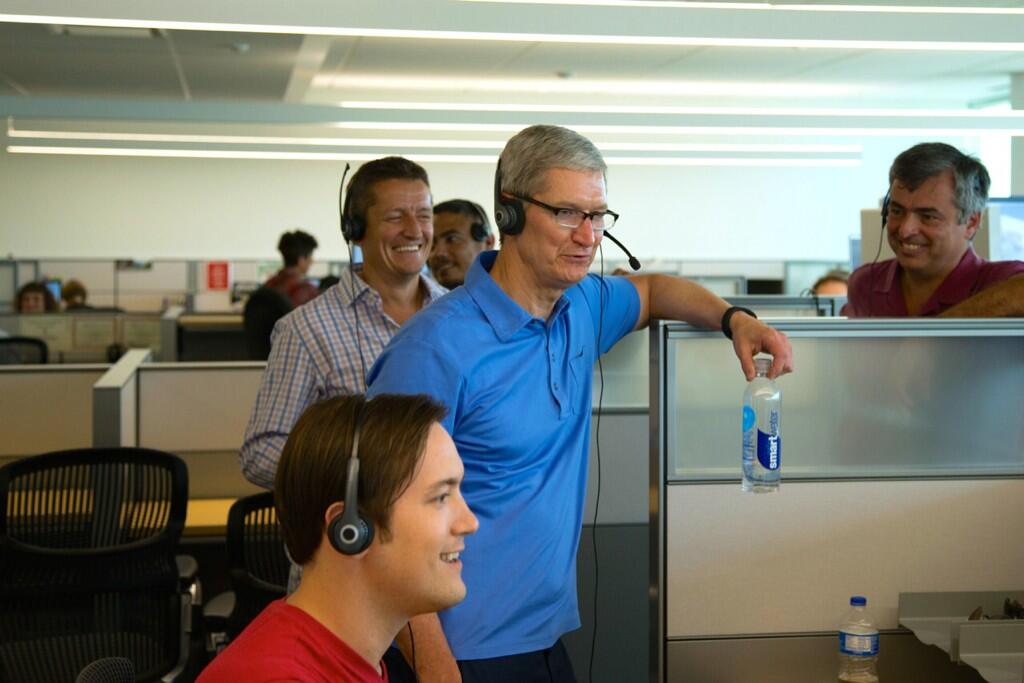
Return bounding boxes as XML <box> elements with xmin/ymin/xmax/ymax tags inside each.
<box><xmin>240</xmin><ymin>267</ymin><xmax>447</xmax><ymax>489</ymax></box>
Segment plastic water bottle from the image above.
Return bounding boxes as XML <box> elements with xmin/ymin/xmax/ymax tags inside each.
<box><xmin>838</xmin><ymin>596</ymin><xmax>879</xmax><ymax>683</ymax></box>
<box><xmin>741</xmin><ymin>356</ymin><xmax>781</xmax><ymax>492</ymax></box>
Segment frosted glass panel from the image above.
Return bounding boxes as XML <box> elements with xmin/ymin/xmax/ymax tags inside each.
<box><xmin>666</xmin><ymin>328</ymin><xmax>1024</xmax><ymax>479</ymax></box>
<box><xmin>592</xmin><ymin>327</ymin><xmax>648</xmax><ymax>409</ymax></box>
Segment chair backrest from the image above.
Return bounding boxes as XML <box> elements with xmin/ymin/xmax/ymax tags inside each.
<box><xmin>242</xmin><ymin>287</ymin><xmax>293</xmax><ymax>360</ymax></box>
<box><xmin>0</xmin><ymin>336</ymin><xmax>48</xmax><ymax>365</ymax></box>
<box><xmin>225</xmin><ymin>491</ymin><xmax>289</xmax><ymax>637</ymax></box>
<box><xmin>0</xmin><ymin>448</ymin><xmax>189</xmax><ymax>682</ymax></box>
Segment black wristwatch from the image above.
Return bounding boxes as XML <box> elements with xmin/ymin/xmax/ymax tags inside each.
<box><xmin>721</xmin><ymin>306</ymin><xmax>756</xmax><ymax>340</ymax></box>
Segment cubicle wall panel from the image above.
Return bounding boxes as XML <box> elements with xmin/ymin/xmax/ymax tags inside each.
<box><xmin>668</xmin><ymin>333</ymin><xmax>1024</xmax><ymax>480</ymax></box>
<box><xmin>0</xmin><ymin>366</ymin><xmax>107</xmax><ymax>457</ymax></box>
<box><xmin>664</xmin><ymin>480</ymin><xmax>1024</xmax><ymax>638</ymax></box>
<box><xmin>137</xmin><ymin>365</ymin><xmax>263</xmax><ymax>451</ymax></box>
<box><xmin>585</xmin><ymin>410</ymin><xmax>649</xmax><ymax>525</ymax></box>
<box><xmin>119</xmin><ymin>373</ymin><xmax>137</xmax><ymax>447</ymax></box>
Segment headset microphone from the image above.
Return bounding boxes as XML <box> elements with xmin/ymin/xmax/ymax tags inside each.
<box><xmin>602</xmin><ymin>231</ymin><xmax>641</xmax><ymax>271</ymax></box>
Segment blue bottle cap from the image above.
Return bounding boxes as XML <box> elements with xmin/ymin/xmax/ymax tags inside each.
<box><xmin>851</xmin><ymin>596</ymin><xmax>867</xmax><ymax>606</ymax></box>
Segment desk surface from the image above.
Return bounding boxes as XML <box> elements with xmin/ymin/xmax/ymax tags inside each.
<box><xmin>184</xmin><ymin>497</ymin><xmax>235</xmax><ymax>537</ymax></box>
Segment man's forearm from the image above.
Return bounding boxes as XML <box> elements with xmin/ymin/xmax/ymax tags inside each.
<box><xmin>395</xmin><ymin>613</ymin><xmax>460</xmax><ymax>683</ymax></box>
<box><xmin>632</xmin><ymin>273</ymin><xmax>730</xmax><ymax>330</ymax></box>
<box><xmin>939</xmin><ymin>277</ymin><xmax>1024</xmax><ymax>317</ymax></box>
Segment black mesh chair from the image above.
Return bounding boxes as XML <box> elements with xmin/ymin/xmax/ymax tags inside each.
<box><xmin>204</xmin><ymin>492</ymin><xmax>289</xmax><ymax>653</ymax></box>
<box><xmin>0</xmin><ymin>336</ymin><xmax>48</xmax><ymax>365</ymax></box>
<box><xmin>242</xmin><ymin>287</ymin><xmax>293</xmax><ymax>360</ymax></box>
<box><xmin>0</xmin><ymin>448</ymin><xmax>192</xmax><ymax>682</ymax></box>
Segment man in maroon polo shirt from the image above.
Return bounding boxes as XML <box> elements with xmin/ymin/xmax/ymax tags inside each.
<box><xmin>844</xmin><ymin>142</ymin><xmax>1024</xmax><ymax>317</ymax></box>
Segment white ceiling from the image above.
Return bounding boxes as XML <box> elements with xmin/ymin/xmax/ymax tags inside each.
<box><xmin>2</xmin><ymin>0</ymin><xmax>1024</xmax><ymax>161</ymax></box>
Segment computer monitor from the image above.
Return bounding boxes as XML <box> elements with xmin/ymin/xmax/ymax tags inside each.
<box><xmin>987</xmin><ymin>197</ymin><xmax>1024</xmax><ymax>260</ymax></box>
<box><xmin>43</xmin><ymin>279</ymin><xmax>61</xmax><ymax>303</ymax></box>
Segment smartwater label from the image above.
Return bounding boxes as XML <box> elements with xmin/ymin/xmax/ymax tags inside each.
<box><xmin>839</xmin><ymin>631</ymin><xmax>879</xmax><ymax>656</ymax></box>
<box><xmin>756</xmin><ymin>429</ymin><xmax>780</xmax><ymax>470</ymax></box>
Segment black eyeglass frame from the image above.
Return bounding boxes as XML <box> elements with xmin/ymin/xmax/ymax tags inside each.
<box><xmin>510</xmin><ymin>193</ymin><xmax>619</xmax><ymax>231</ymax></box>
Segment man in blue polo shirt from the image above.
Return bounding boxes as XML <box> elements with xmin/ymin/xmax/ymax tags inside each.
<box><xmin>366</xmin><ymin>124</ymin><xmax>794</xmax><ymax>682</ymax></box>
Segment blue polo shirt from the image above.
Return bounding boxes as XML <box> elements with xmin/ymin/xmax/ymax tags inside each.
<box><xmin>366</xmin><ymin>251</ymin><xmax>639</xmax><ymax>660</ymax></box>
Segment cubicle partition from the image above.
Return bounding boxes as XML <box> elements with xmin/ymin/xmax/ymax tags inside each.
<box><xmin>0</xmin><ymin>363</ymin><xmax>109</xmax><ymax>463</ymax></box>
<box><xmin>0</xmin><ymin>312</ymin><xmax>164</xmax><ymax>362</ymax></box>
<box><xmin>650</xmin><ymin>319</ymin><xmax>1024</xmax><ymax>683</ymax></box>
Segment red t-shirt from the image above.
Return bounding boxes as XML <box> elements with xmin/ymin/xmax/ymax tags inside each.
<box><xmin>265</xmin><ymin>269</ymin><xmax>319</xmax><ymax>307</ymax></box>
<box><xmin>843</xmin><ymin>248</ymin><xmax>1024</xmax><ymax>317</ymax></box>
<box><xmin>197</xmin><ymin>599</ymin><xmax>388</xmax><ymax>683</ymax></box>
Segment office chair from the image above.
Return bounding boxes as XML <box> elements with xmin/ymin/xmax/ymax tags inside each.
<box><xmin>204</xmin><ymin>492</ymin><xmax>289</xmax><ymax>654</ymax></box>
<box><xmin>242</xmin><ymin>287</ymin><xmax>293</xmax><ymax>360</ymax></box>
<box><xmin>0</xmin><ymin>448</ymin><xmax>193</xmax><ymax>683</ymax></box>
<box><xmin>0</xmin><ymin>336</ymin><xmax>48</xmax><ymax>364</ymax></box>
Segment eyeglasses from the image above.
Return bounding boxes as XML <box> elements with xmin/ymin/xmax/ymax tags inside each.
<box><xmin>512</xmin><ymin>194</ymin><xmax>619</xmax><ymax>232</ymax></box>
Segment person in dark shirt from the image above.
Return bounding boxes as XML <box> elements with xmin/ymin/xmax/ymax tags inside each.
<box><xmin>265</xmin><ymin>229</ymin><xmax>319</xmax><ymax>307</ymax></box>
<box><xmin>844</xmin><ymin>143</ymin><xmax>1024</xmax><ymax>317</ymax></box>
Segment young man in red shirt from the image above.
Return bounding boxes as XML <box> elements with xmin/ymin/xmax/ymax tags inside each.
<box><xmin>200</xmin><ymin>393</ymin><xmax>478</xmax><ymax>682</ymax></box>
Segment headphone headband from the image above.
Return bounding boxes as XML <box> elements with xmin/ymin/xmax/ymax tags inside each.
<box><xmin>328</xmin><ymin>399</ymin><xmax>375</xmax><ymax>555</ymax></box>
<box><xmin>339</xmin><ymin>163</ymin><xmax>366</xmax><ymax>243</ymax></box>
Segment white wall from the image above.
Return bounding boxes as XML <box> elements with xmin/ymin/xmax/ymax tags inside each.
<box><xmin>0</xmin><ymin>134</ymin><xmax>999</xmax><ymax>264</ymax></box>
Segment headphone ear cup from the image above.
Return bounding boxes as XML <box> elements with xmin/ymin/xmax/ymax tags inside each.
<box><xmin>341</xmin><ymin>216</ymin><xmax>364</xmax><ymax>243</ymax></box>
<box><xmin>328</xmin><ymin>511</ymin><xmax>375</xmax><ymax>555</ymax></box>
<box><xmin>495</xmin><ymin>199</ymin><xmax>525</xmax><ymax>236</ymax></box>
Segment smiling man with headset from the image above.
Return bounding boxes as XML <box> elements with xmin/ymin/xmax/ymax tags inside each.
<box><xmin>241</xmin><ymin>157</ymin><xmax>448</xmax><ymax>491</ymax></box>
<box><xmin>202</xmin><ymin>394</ymin><xmax>478</xmax><ymax>682</ymax></box>
<box><xmin>844</xmin><ymin>142</ymin><xmax>1024</xmax><ymax>317</ymax></box>
<box><xmin>366</xmin><ymin>124</ymin><xmax>794</xmax><ymax>682</ymax></box>
<box><xmin>429</xmin><ymin>199</ymin><xmax>496</xmax><ymax>289</ymax></box>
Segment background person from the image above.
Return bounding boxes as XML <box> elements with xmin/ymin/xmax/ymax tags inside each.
<box><xmin>844</xmin><ymin>142</ymin><xmax>1024</xmax><ymax>317</ymax></box>
<box><xmin>61</xmin><ymin>279</ymin><xmax>93</xmax><ymax>310</ymax></box>
<box><xmin>428</xmin><ymin>199</ymin><xmax>495</xmax><ymax>289</ymax></box>
<box><xmin>15</xmin><ymin>282</ymin><xmax>58</xmax><ymax>313</ymax></box>
<box><xmin>265</xmin><ymin>229</ymin><xmax>319</xmax><ymax>307</ymax></box>
<box><xmin>201</xmin><ymin>393</ymin><xmax>478</xmax><ymax>682</ymax></box>
<box><xmin>810</xmin><ymin>269</ymin><xmax>849</xmax><ymax>297</ymax></box>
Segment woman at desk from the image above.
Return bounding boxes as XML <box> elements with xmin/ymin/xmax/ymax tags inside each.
<box><xmin>16</xmin><ymin>282</ymin><xmax>58</xmax><ymax>314</ymax></box>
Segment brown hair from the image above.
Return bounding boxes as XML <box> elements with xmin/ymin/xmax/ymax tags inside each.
<box><xmin>16</xmin><ymin>282</ymin><xmax>58</xmax><ymax>313</ymax></box>
<box><xmin>274</xmin><ymin>393</ymin><xmax>447</xmax><ymax>565</ymax></box>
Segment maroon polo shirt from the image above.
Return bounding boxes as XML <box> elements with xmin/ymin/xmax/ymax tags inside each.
<box><xmin>843</xmin><ymin>248</ymin><xmax>1024</xmax><ymax>317</ymax></box>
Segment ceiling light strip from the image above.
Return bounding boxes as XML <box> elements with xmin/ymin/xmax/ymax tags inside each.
<box><xmin>4</xmin><ymin>129</ymin><xmax>862</xmax><ymax>153</ymax></box>
<box><xmin>315</xmin><ymin>74</ymin><xmax>855</xmax><ymax>97</ymax></box>
<box><xmin>459</xmin><ymin>0</ymin><xmax>1024</xmax><ymax>16</ymax></box>
<box><xmin>340</xmin><ymin>101</ymin><xmax>1024</xmax><ymax>118</ymax></box>
<box><xmin>2</xmin><ymin>14</ymin><xmax>1024</xmax><ymax>51</ymax></box>
<box><xmin>5</xmin><ymin>145</ymin><xmax>860</xmax><ymax>166</ymax></box>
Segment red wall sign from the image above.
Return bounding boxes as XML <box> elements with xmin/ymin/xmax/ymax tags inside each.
<box><xmin>206</xmin><ymin>261</ymin><xmax>230</xmax><ymax>291</ymax></box>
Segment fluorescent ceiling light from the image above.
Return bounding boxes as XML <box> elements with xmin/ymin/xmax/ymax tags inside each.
<box><xmin>7</xmin><ymin>129</ymin><xmax>506</xmax><ymax>148</ymax></box>
<box><xmin>315</xmin><ymin>74</ymin><xmax>855</xmax><ymax>98</ymax></box>
<box><xmin>340</xmin><ymin>101</ymin><xmax>1024</xmax><ymax>118</ymax></box>
<box><xmin>331</xmin><ymin>121</ymin><xmax>1024</xmax><ymax>136</ymax></box>
<box><xmin>2</xmin><ymin>14</ymin><xmax>1024</xmax><ymax>51</ymax></box>
<box><xmin>5</xmin><ymin>145</ymin><xmax>860</xmax><ymax>166</ymax></box>
<box><xmin>5</xmin><ymin>128</ymin><xmax>862</xmax><ymax>153</ymax></box>
<box><xmin>460</xmin><ymin>0</ymin><xmax>1024</xmax><ymax>15</ymax></box>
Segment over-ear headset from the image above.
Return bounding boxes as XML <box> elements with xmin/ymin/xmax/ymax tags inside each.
<box><xmin>466</xmin><ymin>201</ymin><xmax>492</xmax><ymax>242</ymax></box>
<box><xmin>327</xmin><ymin>401</ymin><xmax>375</xmax><ymax>555</ymax></box>
<box><xmin>493</xmin><ymin>161</ymin><xmax>526</xmax><ymax>236</ymax></box>
<box><xmin>339</xmin><ymin>163</ymin><xmax>366</xmax><ymax>243</ymax></box>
